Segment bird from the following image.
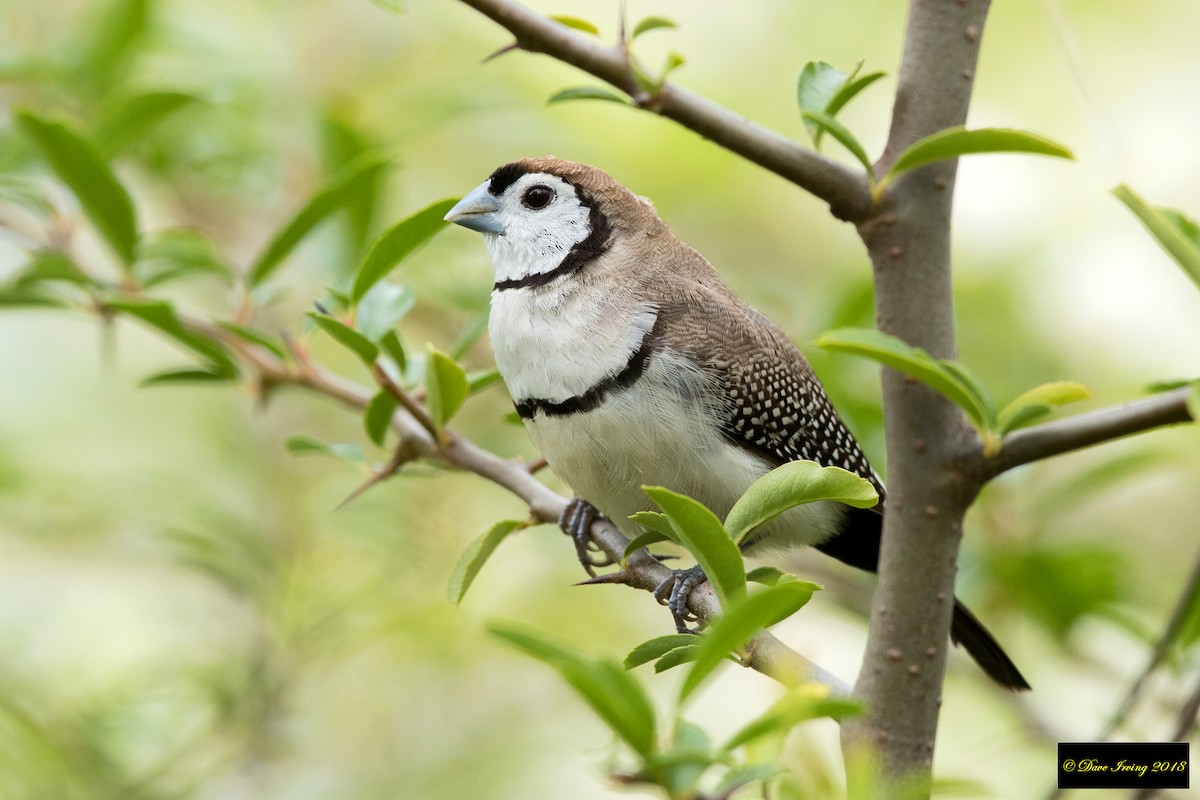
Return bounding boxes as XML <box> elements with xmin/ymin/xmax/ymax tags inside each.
<box><xmin>444</xmin><ymin>156</ymin><xmax>1029</xmax><ymax>690</ymax></box>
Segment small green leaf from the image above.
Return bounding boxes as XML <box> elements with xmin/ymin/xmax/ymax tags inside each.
<box><xmin>624</xmin><ymin>634</ymin><xmax>697</xmax><ymax>669</ymax></box>
<box><xmin>307</xmin><ymin>312</ymin><xmax>379</xmax><ymax>366</ymax></box>
<box><xmin>363</xmin><ymin>390</ymin><xmax>397</xmax><ymax>446</ymax></box>
<box><xmin>995</xmin><ymin>381</ymin><xmax>1092</xmax><ymax>438</ymax></box>
<box><xmin>355</xmin><ymin>282</ymin><xmax>415</xmax><ymax>342</ymax></box>
<box><xmin>816</xmin><ymin>328</ymin><xmax>991</xmax><ymax>429</ymax></box>
<box><xmin>632</xmin><ymin>16</ymin><xmax>677</xmax><ymax>39</ymax></box>
<box><xmin>136</xmin><ymin>228</ymin><xmax>232</xmax><ymax>287</ymax></box>
<box><xmin>140</xmin><ymin>368</ymin><xmax>234</xmax><ymax>387</ymax></box>
<box><xmin>726</xmin><ymin>461</ymin><xmax>878</xmax><ymax>546</ymax></box>
<box><xmin>1112</xmin><ymin>184</ymin><xmax>1200</xmax><ymax>290</ymax></box>
<box><xmin>547</xmin><ymin>86</ymin><xmax>630</xmax><ymax>106</ymax></box>
<box><xmin>800</xmin><ymin>110</ymin><xmax>874</xmax><ymax>176</ymax></box>
<box><xmin>938</xmin><ymin>359</ymin><xmax>996</xmax><ymax>428</ymax></box>
<box><xmin>350</xmin><ymin>198</ymin><xmax>456</xmax><ymax>302</ymax></box>
<box><xmin>629</xmin><ymin>510</ymin><xmax>677</xmax><ymax>538</ymax></box>
<box><xmin>622</xmin><ymin>530</ymin><xmax>672</xmax><ymax>563</ymax></box>
<box><xmin>723</xmin><ymin>685</ymin><xmax>862</xmax><ymax>752</ymax></box>
<box><xmin>249</xmin><ymin>154</ymin><xmax>392</xmax><ymax>287</ymax></box>
<box><xmin>93</xmin><ymin>91</ymin><xmax>199</xmax><ymax>156</ymax></box>
<box><xmin>425</xmin><ymin>348</ymin><xmax>469</xmax><ymax>432</ymax></box>
<box><xmin>746</xmin><ymin>566</ymin><xmax>790</xmax><ymax>586</ymax></box>
<box><xmin>16</xmin><ymin>110</ymin><xmax>138</xmax><ymax>267</ymax></box>
<box><xmin>216</xmin><ymin>322</ymin><xmax>286</xmax><ymax>359</ymax></box>
<box><xmin>713</xmin><ymin>765</ymin><xmax>784</xmax><ymax>797</ymax></box>
<box><xmin>17</xmin><ymin>251</ymin><xmax>93</xmax><ymax>286</ymax></box>
<box><xmin>447</xmin><ymin>520</ymin><xmax>527</xmax><ymax>604</ymax></box>
<box><xmin>283</xmin><ymin>434</ymin><xmax>365</xmax><ymax>464</ymax></box>
<box><xmin>466</xmin><ymin>367</ymin><xmax>503</xmax><ymax>395</ymax></box>
<box><xmin>655</xmin><ymin>645</ymin><xmax>701</xmax><ymax>673</ymax></box>
<box><xmin>679</xmin><ymin>582</ymin><xmax>818</xmax><ymax>703</ymax></box>
<box><xmin>797</xmin><ymin>62</ymin><xmax>849</xmax><ymax>133</ymax></box>
<box><xmin>379</xmin><ymin>330</ymin><xmax>407</xmax><ymax>371</ymax></box>
<box><xmin>108</xmin><ymin>298</ymin><xmax>236</xmax><ymax>376</ymax></box>
<box><xmin>643</xmin><ymin>486</ymin><xmax>746</xmax><ymax>610</ymax></box>
<box><xmin>450</xmin><ymin>308</ymin><xmax>490</xmax><ymax>361</ymax></box>
<box><xmin>77</xmin><ymin>0</ymin><xmax>148</xmax><ymax>89</ymax></box>
<box><xmin>881</xmin><ymin>127</ymin><xmax>1074</xmax><ymax>191</ymax></box>
<box><xmin>0</xmin><ymin>286</ymin><xmax>63</xmax><ymax>308</ymax></box>
<box><xmin>550</xmin><ymin>15</ymin><xmax>599</xmax><ymax>35</ymax></box>
<box><xmin>817</xmin><ymin>71</ymin><xmax>886</xmax><ymax>150</ymax></box>
<box><xmin>487</xmin><ymin>623</ymin><xmax>656</xmax><ymax>756</ymax></box>
<box><xmin>661</xmin><ymin>51</ymin><xmax>686</xmax><ymax>80</ymax></box>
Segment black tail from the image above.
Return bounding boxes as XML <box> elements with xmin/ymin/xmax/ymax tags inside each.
<box><xmin>816</xmin><ymin>506</ymin><xmax>1030</xmax><ymax>691</ymax></box>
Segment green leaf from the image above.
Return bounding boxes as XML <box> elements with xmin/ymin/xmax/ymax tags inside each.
<box><xmin>17</xmin><ymin>251</ymin><xmax>93</xmax><ymax>287</ymax></box>
<box><xmin>938</xmin><ymin>359</ymin><xmax>996</xmax><ymax>428</ymax></box>
<box><xmin>77</xmin><ymin>0</ymin><xmax>148</xmax><ymax>88</ymax></box>
<box><xmin>550</xmin><ymin>15</ymin><xmax>599</xmax><ymax>35</ymax></box>
<box><xmin>108</xmin><ymin>298</ymin><xmax>236</xmax><ymax>376</ymax></box>
<box><xmin>815</xmin><ymin>328</ymin><xmax>991</xmax><ymax>429</ymax></box>
<box><xmin>797</xmin><ymin>62</ymin><xmax>849</xmax><ymax>135</ymax></box>
<box><xmin>996</xmin><ymin>381</ymin><xmax>1092</xmax><ymax>437</ymax></box>
<box><xmin>140</xmin><ymin>368</ymin><xmax>234</xmax><ymax>387</ymax></box>
<box><xmin>661</xmin><ymin>51</ymin><xmax>686</xmax><ymax>80</ymax></box>
<box><xmin>723</xmin><ymin>685</ymin><xmax>862</xmax><ymax>752</ymax></box>
<box><xmin>283</xmin><ymin>434</ymin><xmax>365</xmax><ymax>464</ymax></box>
<box><xmin>680</xmin><ymin>582</ymin><xmax>818</xmax><ymax>703</ymax></box>
<box><xmin>629</xmin><ymin>510</ymin><xmax>677</xmax><ymax>538</ymax></box>
<box><xmin>800</xmin><ymin>110</ymin><xmax>874</xmax><ymax>176</ymax></box>
<box><xmin>15</xmin><ymin>110</ymin><xmax>138</xmax><ymax>267</ymax></box>
<box><xmin>350</xmin><ymin>198</ymin><xmax>456</xmax><ymax>302</ymax></box>
<box><xmin>643</xmin><ymin>486</ymin><xmax>746</xmax><ymax>610</ymax></box>
<box><xmin>307</xmin><ymin>312</ymin><xmax>379</xmax><ymax>366</ymax></box>
<box><xmin>363</xmin><ymin>390</ymin><xmax>397</xmax><ymax>446</ymax></box>
<box><xmin>93</xmin><ymin>91</ymin><xmax>199</xmax><ymax>157</ymax></box>
<box><xmin>136</xmin><ymin>228</ymin><xmax>232</xmax><ymax>287</ymax></box>
<box><xmin>818</xmin><ymin>71</ymin><xmax>886</xmax><ymax>149</ymax></box>
<box><xmin>713</xmin><ymin>765</ymin><xmax>785</xmax><ymax>797</ymax></box>
<box><xmin>320</xmin><ymin>110</ymin><xmax>382</xmax><ymax>262</ymax></box>
<box><xmin>1112</xmin><ymin>184</ymin><xmax>1200</xmax><ymax>290</ymax></box>
<box><xmin>249</xmin><ymin>154</ymin><xmax>392</xmax><ymax>286</ymax></box>
<box><xmin>725</xmin><ymin>461</ymin><xmax>878</xmax><ymax>546</ymax></box>
<box><xmin>466</xmin><ymin>367</ymin><xmax>503</xmax><ymax>395</ymax></box>
<box><xmin>0</xmin><ymin>286</ymin><xmax>63</xmax><ymax>308</ymax></box>
<box><xmin>880</xmin><ymin>127</ymin><xmax>1074</xmax><ymax>191</ymax></box>
<box><xmin>379</xmin><ymin>330</ymin><xmax>406</xmax><ymax>371</ymax></box>
<box><xmin>447</xmin><ymin>520</ymin><xmax>527</xmax><ymax>604</ymax></box>
<box><xmin>355</xmin><ymin>282</ymin><xmax>415</xmax><ymax>342</ymax></box>
<box><xmin>622</xmin><ymin>530</ymin><xmax>672</xmax><ymax>563</ymax></box>
<box><xmin>654</xmin><ymin>645</ymin><xmax>701</xmax><ymax>673</ymax></box>
<box><xmin>488</xmin><ymin>623</ymin><xmax>656</xmax><ymax>755</ymax></box>
<box><xmin>425</xmin><ymin>348</ymin><xmax>469</xmax><ymax>432</ymax></box>
<box><xmin>216</xmin><ymin>322</ymin><xmax>286</xmax><ymax>359</ymax></box>
<box><xmin>624</xmin><ymin>634</ymin><xmax>697</xmax><ymax>669</ymax></box>
<box><xmin>547</xmin><ymin>87</ymin><xmax>630</xmax><ymax>106</ymax></box>
<box><xmin>450</xmin><ymin>308</ymin><xmax>490</xmax><ymax>361</ymax></box>
<box><xmin>746</xmin><ymin>566</ymin><xmax>790</xmax><ymax>586</ymax></box>
<box><xmin>632</xmin><ymin>16</ymin><xmax>677</xmax><ymax>39</ymax></box>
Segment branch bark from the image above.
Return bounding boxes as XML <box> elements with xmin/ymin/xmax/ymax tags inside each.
<box><xmin>453</xmin><ymin>0</ymin><xmax>872</xmax><ymax>221</ymax></box>
<box><xmin>986</xmin><ymin>387</ymin><xmax>1194</xmax><ymax>478</ymax></box>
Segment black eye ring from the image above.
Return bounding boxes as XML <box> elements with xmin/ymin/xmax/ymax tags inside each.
<box><xmin>521</xmin><ymin>184</ymin><xmax>555</xmax><ymax>210</ymax></box>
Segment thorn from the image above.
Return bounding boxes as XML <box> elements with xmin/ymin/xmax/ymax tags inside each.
<box><xmin>312</xmin><ymin>300</ymin><xmax>332</xmax><ymax>316</ymax></box>
<box><xmin>526</xmin><ymin>457</ymin><xmax>548</xmax><ymax>474</ymax></box>
<box><xmin>482</xmin><ymin>42</ymin><xmax>520</xmax><ymax>63</ymax></box>
<box><xmin>574</xmin><ymin>571</ymin><xmax>632</xmax><ymax>587</ymax></box>
<box><xmin>333</xmin><ymin>443</ymin><xmax>413</xmax><ymax>511</ymax></box>
<box><xmin>618</xmin><ymin>0</ymin><xmax>628</xmax><ymax>49</ymax></box>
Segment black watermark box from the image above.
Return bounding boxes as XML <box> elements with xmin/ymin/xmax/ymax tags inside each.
<box><xmin>1058</xmin><ymin>742</ymin><xmax>1189</xmax><ymax>789</ymax></box>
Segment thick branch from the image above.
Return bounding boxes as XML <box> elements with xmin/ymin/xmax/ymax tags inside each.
<box><xmin>987</xmin><ymin>388</ymin><xmax>1194</xmax><ymax>477</ymax></box>
<box><xmin>453</xmin><ymin>0</ymin><xmax>872</xmax><ymax>221</ymax></box>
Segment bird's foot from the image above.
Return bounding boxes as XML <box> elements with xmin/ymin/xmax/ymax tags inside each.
<box><xmin>558</xmin><ymin>497</ymin><xmax>615</xmax><ymax>577</ymax></box>
<box><xmin>653</xmin><ymin>565</ymin><xmax>708</xmax><ymax>633</ymax></box>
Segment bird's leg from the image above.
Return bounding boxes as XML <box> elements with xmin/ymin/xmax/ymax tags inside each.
<box><xmin>558</xmin><ymin>497</ymin><xmax>616</xmax><ymax>577</ymax></box>
<box><xmin>653</xmin><ymin>565</ymin><xmax>707</xmax><ymax>633</ymax></box>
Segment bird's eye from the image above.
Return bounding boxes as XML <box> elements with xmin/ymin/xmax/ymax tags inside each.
<box><xmin>521</xmin><ymin>184</ymin><xmax>555</xmax><ymax>210</ymax></box>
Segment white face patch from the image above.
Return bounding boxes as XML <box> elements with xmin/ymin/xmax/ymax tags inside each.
<box><xmin>482</xmin><ymin>172</ymin><xmax>594</xmax><ymax>285</ymax></box>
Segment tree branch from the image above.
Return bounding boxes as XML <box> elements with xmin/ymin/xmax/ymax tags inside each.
<box><xmin>453</xmin><ymin>0</ymin><xmax>872</xmax><ymax>221</ymax></box>
<box><xmin>987</xmin><ymin>388</ymin><xmax>1195</xmax><ymax>477</ymax></box>
<box><xmin>193</xmin><ymin>318</ymin><xmax>850</xmax><ymax>694</ymax></box>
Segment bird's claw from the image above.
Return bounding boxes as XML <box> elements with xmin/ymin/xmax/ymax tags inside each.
<box><xmin>653</xmin><ymin>565</ymin><xmax>708</xmax><ymax>633</ymax></box>
<box><xmin>558</xmin><ymin>497</ymin><xmax>615</xmax><ymax>577</ymax></box>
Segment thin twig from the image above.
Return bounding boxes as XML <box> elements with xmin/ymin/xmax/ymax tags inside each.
<box><xmin>453</xmin><ymin>0</ymin><xmax>872</xmax><ymax>221</ymax></box>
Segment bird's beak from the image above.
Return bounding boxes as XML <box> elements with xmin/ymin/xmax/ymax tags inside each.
<box><xmin>444</xmin><ymin>182</ymin><xmax>506</xmax><ymax>235</ymax></box>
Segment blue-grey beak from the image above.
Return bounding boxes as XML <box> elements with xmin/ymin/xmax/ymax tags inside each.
<box><xmin>444</xmin><ymin>181</ymin><xmax>506</xmax><ymax>235</ymax></box>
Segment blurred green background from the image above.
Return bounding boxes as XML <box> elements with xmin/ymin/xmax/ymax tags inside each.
<box><xmin>1</xmin><ymin>0</ymin><xmax>1198</xmax><ymax>798</ymax></box>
